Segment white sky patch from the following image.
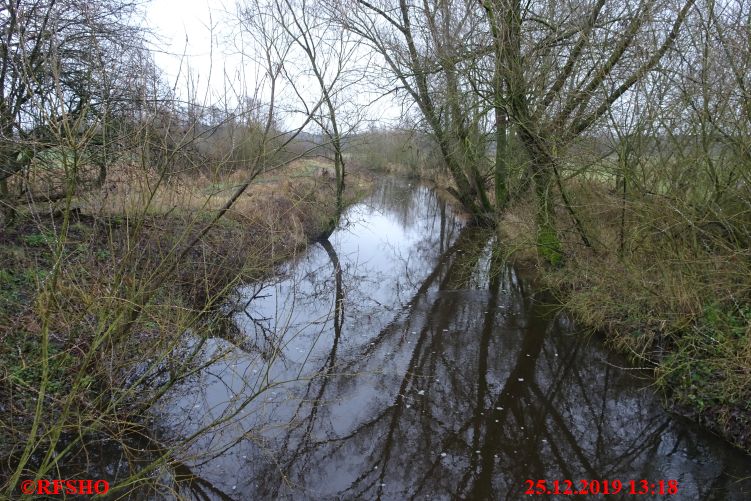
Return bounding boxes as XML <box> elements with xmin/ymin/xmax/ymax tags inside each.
<box><xmin>144</xmin><ymin>0</ymin><xmax>402</xmax><ymax>129</ymax></box>
<box><xmin>146</xmin><ymin>0</ymin><xmax>239</xmax><ymax>105</ymax></box>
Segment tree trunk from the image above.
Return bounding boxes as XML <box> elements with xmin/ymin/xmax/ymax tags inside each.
<box><xmin>96</xmin><ymin>162</ymin><xmax>107</xmax><ymax>187</ymax></box>
<box><xmin>494</xmin><ymin>107</ymin><xmax>509</xmax><ymax>215</ymax></box>
<box><xmin>533</xmin><ymin>165</ymin><xmax>562</xmax><ymax>265</ymax></box>
<box><xmin>1</xmin><ymin>177</ymin><xmax>15</xmax><ymax>226</ymax></box>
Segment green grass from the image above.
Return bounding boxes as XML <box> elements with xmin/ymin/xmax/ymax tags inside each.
<box><xmin>0</xmin><ymin>264</ymin><xmax>44</xmax><ymax>316</ymax></box>
<box><xmin>22</xmin><ymin>232</ymin><xmax>55</xmax><ymax>247</ymax></box>
<box><xmin>658</xmin><ymin>302</ymin><xmax>751</xmax><ymax>413</ymax></box>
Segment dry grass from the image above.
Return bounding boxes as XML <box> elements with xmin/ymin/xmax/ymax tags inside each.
<box><xmin>0</xmin><ymin>157</ymin><xmax>374</xmax><ymax>492</ymax></box>
<box><xmin>80</xmin><ymin>159</ymin><xmax>331</xmax><ymax>217</ymax></box>
<box><xmin>500</xmin><ymin>177</ymin><xmax>751</xmax><ymax>451</ymax></box>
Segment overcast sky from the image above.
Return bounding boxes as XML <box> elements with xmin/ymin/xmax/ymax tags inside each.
<box><xmin>145</xmin><ymin>0</ymin><xmax>238</xmax><ymax>103</ymax></box>
<box><xmin>144</xmin><ymin>0</ymin><xmax>402</xmax><ymax>129</ymax></box>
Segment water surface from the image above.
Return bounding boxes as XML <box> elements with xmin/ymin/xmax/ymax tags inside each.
<box><xmin>157</xmin><ymin>179</ymin><xmax>751</xmax><ymax>500</ymax></box>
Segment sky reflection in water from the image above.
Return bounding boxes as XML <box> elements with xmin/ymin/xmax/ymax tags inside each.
<box><xmin>158</xmin><ymin>179</ymin><xmax>751</xmax><ymax>500</ymax></box>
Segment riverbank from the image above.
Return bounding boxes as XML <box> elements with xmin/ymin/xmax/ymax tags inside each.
<box><xmin>391</xmin><ymin>164</ymin><xmax>749</xmax><ymax>454</ymax></box>
<box><xmin>0</xmin><ymin>159</ymin><xmax>373</xmax><ymax>487</ymax></box>
<box><xmin>137</xmin><ymin>176</ymin><xmax>751</xmax><ymax>499</ymax></box>
<box><xmin>497</xmin><ymin>181</ymin><xmax>751</xmax><ymax>454</ymax></box>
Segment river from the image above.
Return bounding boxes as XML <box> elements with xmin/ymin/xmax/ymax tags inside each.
<box><xmin>153</xmin><ymin>178</ymin><xmax>751</xmax><ymax>500</ymax></box>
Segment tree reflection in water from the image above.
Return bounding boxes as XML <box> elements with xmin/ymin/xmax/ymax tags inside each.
<box><xmin>158</xmin><ymin>179</ymin><xmax>751</xmax><ymax>500</ymax></box>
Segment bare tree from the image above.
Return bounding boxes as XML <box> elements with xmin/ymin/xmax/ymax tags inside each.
<box><xmin>337</xmin><ymin>0</ymin><xmax>497</xmax><ymax>225</ymax></box>
<box><xmin>0</xmin><ymin>0</ymin><xmax>153</xmax><ymax>222</ymax></box>
<box><xmin>335</xmin><ymin>0</ymin><xmax>697</xmax><ymax>259</ymax></box>
<box><xmin>278</xmin><ymin>0</ymin><xmax>359</xmax><ymax>233</ymax></box>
